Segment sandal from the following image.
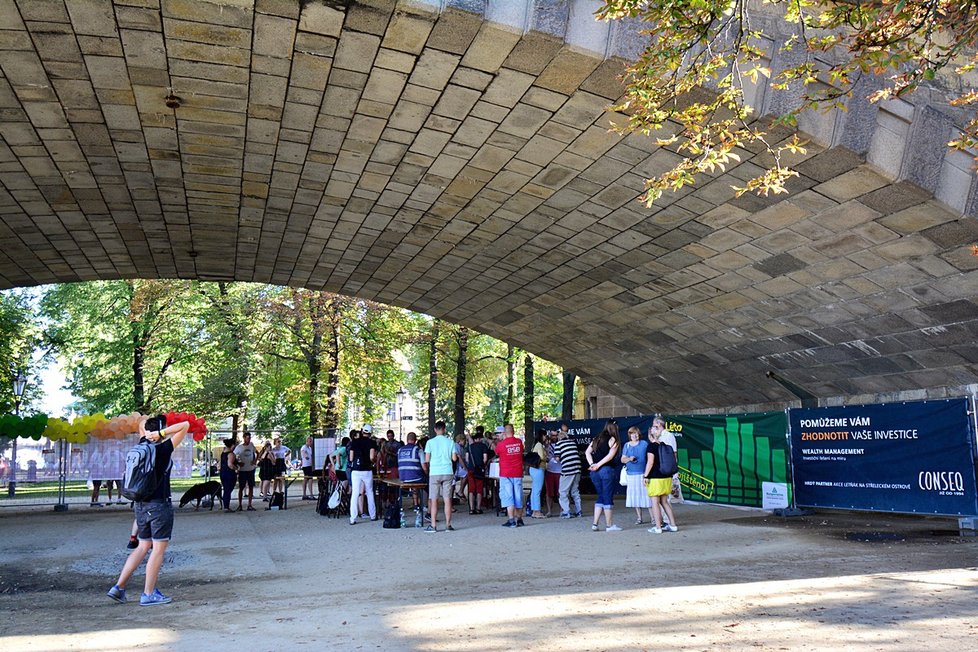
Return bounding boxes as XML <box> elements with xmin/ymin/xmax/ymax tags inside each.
<box><xmin>236</xmin><ymin>506</ymin><xmax>243</xmax><ymax>512</ymax></box>
<box><xmin>634</xmin><ymin>519</ymin><xmax>643</xmax><ymax>525</ymax></box>
<box><xmin>246</xmin><ymin>506</ymin><xmax>256</xmax><ymax>511</ymax></box>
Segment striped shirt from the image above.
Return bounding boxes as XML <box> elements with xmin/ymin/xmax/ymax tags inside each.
<box><xmin>553</xmin><ymin>438</ymin><xmax>582</xmax><ymax>476</ymax></box>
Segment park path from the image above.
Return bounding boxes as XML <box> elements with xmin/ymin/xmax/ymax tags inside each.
<box><xmin>0</xmin><ymin>500</ymin><xmax>976</xmax><ymax>651</ymax></box>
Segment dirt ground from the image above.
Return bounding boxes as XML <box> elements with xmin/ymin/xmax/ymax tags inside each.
<box><xmin>0</xmin><ymin>490</ymin><xmax>976</xmax><ymax>652</ymax></box>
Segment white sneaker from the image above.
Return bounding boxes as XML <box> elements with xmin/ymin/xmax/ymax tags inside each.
<box><xmin>647</xmin><ymin>526</ymin><xmax>663</xmax><ymax>534</ymax></box>
<box><xmin>664</xmin><ymin>524</ymin><xmax>678</xmax><ymax>532</ymax></box>
<box><xmin>606</xmin><ymin>524</ymin><xmax>622</xmax><ymax>532</ymax></box>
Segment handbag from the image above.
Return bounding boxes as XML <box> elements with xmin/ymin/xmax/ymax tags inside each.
<box><xmin>327</xmin><ymin>486</ymin><xmax>341</xmax><ymax>509</ymax></box>
<box><xmin>619</xmin><ymin>466</ymin><xmax>628</xmax><ymax>486</ymax></box>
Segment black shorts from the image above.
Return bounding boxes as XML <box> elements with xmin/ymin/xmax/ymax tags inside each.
<box><xmin>135</xmin><ymin>500</ymin><xmax>174</xmax><ymax>541</ymax></box>
<box><xmin>302</xmin><ymin>466</ymin><xmax>313</xmax><ymax>477</ymax></box>
<box><xmin>335</xmin><ymin>470</ymin><xmax>347</xmax><ymax>481</ymax></box>
<box><xmin>238</xmin><ymin>469</ymin><xmax>255</xmax><ymax>489</ymax></box>
<box><xmin>274</xmin><ymin>458</ymin><xmax>287</xmax><ymax>476</ymax></box>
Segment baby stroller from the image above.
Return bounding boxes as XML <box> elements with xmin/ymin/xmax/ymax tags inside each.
<box><xmin>317</xmin><ymin>468</ymin><xmax>349</xmax><ymax>518</ymax></box>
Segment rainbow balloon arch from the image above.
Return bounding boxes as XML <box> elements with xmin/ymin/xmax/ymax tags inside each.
<box><xmin>0</xmin><ymin>411</ymin><xmax>208</xmax><ymax>444</ymax></box>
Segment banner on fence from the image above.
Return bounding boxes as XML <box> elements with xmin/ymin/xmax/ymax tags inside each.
<box><xmin>14</xmin><ymin>435</ymin><xmax>194</xmax><ymax>481</ymax></box>
<box><xmin>665</xmin><ymin>411</ymin><xmax>791</xmax><ymax>508</ymax></box>
<box><xmin>788</xmin><ymin>398</ymin><xmax>978</xmax><ymax>515</ymax></box>
<box><xmin>535</xmin><ymin>411</ymin><xmax>790</xmax><ymax>508</ymax></box>
<box><xmin>535</xmin><ymin>417</ymin><xmax>654</xmax><ymax>447</ymax></box>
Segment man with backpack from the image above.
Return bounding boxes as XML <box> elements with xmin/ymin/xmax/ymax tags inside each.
<box><xmin>107</xmin><ymin>415</ymin><xmax>190</xmax><ymax>606</ymax></box>
<box><xmin>465</xmin><ymin>430</ymin><xmax>489</xmax><ymax>515</ymax></box>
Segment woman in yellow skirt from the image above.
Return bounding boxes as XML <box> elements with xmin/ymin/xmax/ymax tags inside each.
<box><xmin>644</xmin><ymin>431</ymin><xmax>678</xmax><ymax>534</ymax></box>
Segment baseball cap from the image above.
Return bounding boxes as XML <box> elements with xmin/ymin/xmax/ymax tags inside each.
<box><xmin>362</xmin><ymin>424</ymin><xmax>373</xmax><ymax>434</ymax></box>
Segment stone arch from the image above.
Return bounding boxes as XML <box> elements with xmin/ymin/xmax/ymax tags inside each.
<box><xmin>0</xmin><ymin>0</ymin><xmax>976</xmax><ymax>411</ymax></box>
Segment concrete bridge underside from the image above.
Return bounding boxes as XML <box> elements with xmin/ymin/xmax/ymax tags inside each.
<box><xmin>1</xmin><ymin>0</ymin><xmax>977</xmax><ymax>412</ymax></box>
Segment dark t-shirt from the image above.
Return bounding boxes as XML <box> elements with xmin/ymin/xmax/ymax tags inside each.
<box><xmin>466</xmin><ymin>442</ymin><xmax>489</xmax><ymax>472</ymax></box>
<box><xmin>645</xmin><ymin>441</ymin><xmax>672</xmax><ymax>479</ymax></box>
<box><xmin>348</xmin><ymin>437</ymin><xmax>374</xmax><ymax>472</ymax></box>
<box><xmin>382</xmin><ymin>439</ymin><xmax>402</xmax><ymax>468</ymax></box>
<box><xmin>150</xmin><ymin>439</ymin><xmax>174</xmax><ymax>501</ymax></box>
<box><xmin>592</xmin><ymin>438</ymin><xmax>612</xmax><ymax>465</ymax></box>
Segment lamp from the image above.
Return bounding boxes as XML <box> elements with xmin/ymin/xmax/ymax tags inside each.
<box><xmin>396</xmin><ymin>386</ymin><xmax>406</xmax><ymax>439</ymax></box>
<box><xmin>8</xmin><ymin>369</ymin><xmax>27</xmax><ymax>496</ymax></box>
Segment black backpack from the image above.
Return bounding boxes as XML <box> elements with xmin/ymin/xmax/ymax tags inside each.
<box><xmin>657</xmin><ymin>443</ymin><xmax>678</xmax><ymax>476</ymax></box>
<box><xmin>382</xmin><ymin>502</ymin><xmax>401</xmax><ymax>529</ymax></box>
<box><xmin>268</xmin><ymin>491</ymin><xmax>284</xmax><ymax>509</ymax></box>
<box><xmin>121</xmin><ymin>439</ymin><xmax>163</xmax><ymax>502</ymax></box>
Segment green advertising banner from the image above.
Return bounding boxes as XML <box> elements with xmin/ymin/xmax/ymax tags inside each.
<box><xmin>665</xmin><ymin>411</ymin><xmax>791</xmax><ymax>508</ymax></box>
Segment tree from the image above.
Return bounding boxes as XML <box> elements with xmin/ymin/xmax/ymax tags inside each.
<box><xmin>597</xmin><ymin>0</ymin><xmax>978</xmax><ymax>203</ymax></box>
<box><xmin>41</xmin><ymin>280</ymin><xmax>200</xmax><ymax>415</ymax></box>
<box><xmin>259</xmin><ymin>288</ymin><xmax>345</xmax><ymax>436</ymax></box>
<box><xmin>523</xmin><ymin>352</ymin><xmax>534</xmax><ymax>438</ymax></box>
<box><xmin>338</xmin><ymin>300</ymin><xmax>414</xmax><ymax>429</ymax></box>
<box><xmin>504</xmin><ymin>343</ymin><xmax>516</xmax><ymax>425</ymax></box>
<box><xmin>0</xmin><ymin>290</ymin><xmax>36</xmax><ymax>413</ymax></box>
<box><xmin>0</xmin><ymin>289</ymin><xmax>38</xmax><ymax>457</ymax></box>
<box><xmin>452</xmin><ymin>326</ymin><xmax>469</xmax><ymax>436</ymax></box>
<box><xmin>427</xmin><ymin>319</ymin><xmax>439</xmax><ymax>436</ymax></box>
<box><xmin>193</xmin><ymin>282</ymin><xmax>260</xmax><ymax>436</ymax></box>
<box><xmin>561</xmin><ymin>371</ymin><xmax>576</xmax><ymax>421</ymax></box>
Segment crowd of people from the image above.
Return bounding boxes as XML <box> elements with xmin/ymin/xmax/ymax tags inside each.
<box><xmin>216</xmin><ymin>431</ymin><xmax>292</xmax><ymax>512</ymax></box>
<box><xmin>313</xmin><ymin>416</ymin><xmax>681</xmax><ymax>534</ymax></box>
<box><xmin>104</xmin><ymin>414</ymin><xmax>681</xmax><ymax>608</ymax></box>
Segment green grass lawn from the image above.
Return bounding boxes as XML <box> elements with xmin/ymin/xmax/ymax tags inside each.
<box><xmin>0</xmin><ymin>476</ymin><xmax>204</xmax><ymax>501</ymax></box>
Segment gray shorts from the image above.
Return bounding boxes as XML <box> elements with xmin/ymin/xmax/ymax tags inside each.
<box><xmin>428</xmin><ymin>474</ymin><xmax>453</xmax><ymax>503</ymax></box>
<box><xmin>135</xmin><ymin>500</ymin><xmax>174</xmax><ymax>542</ymax></box>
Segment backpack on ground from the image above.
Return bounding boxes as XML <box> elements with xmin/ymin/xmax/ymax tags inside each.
<box><xmin>268</xmin><ymin>491</ymin><xmax>284</xmax><ymax>509</ymax></box>
<box><xmin>658</xmin><ymin>443</ymin><xmax>678</xmax><ymax>476</ymax></box>
<box><xmin>121</xmin><ymin>439</ymin><xmax>161</xmax><ymax>502</ymax></box>
<box><xmin>382</xmin><ymin>502</ymin><xmax>401</xmax><ymax>529</ymax></box>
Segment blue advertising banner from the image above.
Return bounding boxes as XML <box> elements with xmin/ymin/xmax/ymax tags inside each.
<box><xmin>534</xmin><ymin>417</ymin><xmax>655</xmax><ymax>494</ymax></box>
<box><xmin>534</xmin><ymin>417</ymin><xmax>654</xmax><ymax>448</ymax></box>
<box><xmin>789</xmin><ymin>398</ymin><xmax>978</xmax><ymax>515</ymax></box>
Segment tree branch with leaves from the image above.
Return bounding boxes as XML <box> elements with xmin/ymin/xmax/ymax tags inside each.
<box><xmin>597</xmin><ymin>0</ymin><xmax>978</xmax><ymax>204</ymax></box>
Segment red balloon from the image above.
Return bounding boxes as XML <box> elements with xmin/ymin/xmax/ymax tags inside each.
<box><xmin>192</xmin><ymin>431</ymin><xmax>205</xmax><ymax>441</ymax></box>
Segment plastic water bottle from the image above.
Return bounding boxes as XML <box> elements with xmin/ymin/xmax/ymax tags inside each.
<box><xmin>399</xmin><ymin>509</ymin><xmax>405</xmax><ymax>528</ymax></box>
<box><xmin>414</xmin><ymin>507</ymin><xmax>422</xmax><ymax>528</ymax></box>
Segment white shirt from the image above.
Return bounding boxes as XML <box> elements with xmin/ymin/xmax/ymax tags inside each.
<box><xmin>659</xmin><ymin>429</ymin><xmax>677</xmax><ymax>451</ymax></box>
<box><xmin>300</xmin><ymin>444</ymin><xmax>313</xmax><ymax>467</ymax></box>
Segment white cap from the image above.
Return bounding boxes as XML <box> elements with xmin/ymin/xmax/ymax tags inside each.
<box><xmin>361</xmin><ymin>424</ymin><xmax>373</xmax><ymax>434</ymax></box>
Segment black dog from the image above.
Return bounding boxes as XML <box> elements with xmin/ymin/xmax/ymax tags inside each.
<box><xmin>178</xmin><ymin>480</ymin><xmax>222</xmax><ymax>511</ymax></box>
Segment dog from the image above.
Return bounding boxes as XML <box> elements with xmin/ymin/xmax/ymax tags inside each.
<box><xmin>178</xmin><ymin>480</ymin><xmax>222</xmax><ymax>511</ymax></box>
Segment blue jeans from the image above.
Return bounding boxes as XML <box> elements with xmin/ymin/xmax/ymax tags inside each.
<box><xmin>590</xmin><ymin>465</ymin><xmax>616</xmax><ymax>509</ymax></box>
<box><xmin>499</xmin><ymin>476</ymin><xmax>523</xmax><ymax>508</ymax></box>
<box><xmin>220</xmin><ymin>469</ymin><xmax>236</xmax><ymax>509</ymax></box>
<box><xmin>528</xmin><ymin>467</ymin><xmax>545</xmax><ymax>512</ymax></box>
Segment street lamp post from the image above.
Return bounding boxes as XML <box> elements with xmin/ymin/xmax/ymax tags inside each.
<box><xmin>396</xmin><ymin>387</ymin><xmax>406</xmax><ymax>439</ymax></box>
<box><xmin>8</xmin><ymin>369</ymin><xmax>27</xmax><ymax>497</ymax></box>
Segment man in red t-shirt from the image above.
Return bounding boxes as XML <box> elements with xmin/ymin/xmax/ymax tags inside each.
<box><xmin>494</xmin><ymin>424</ymin><xmax>525</xmax><ymax>528</ymax></box>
